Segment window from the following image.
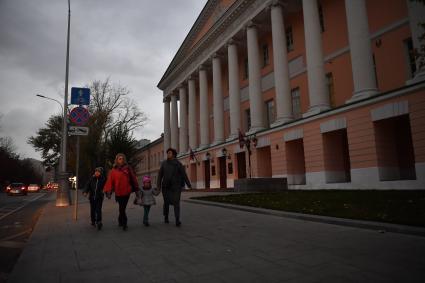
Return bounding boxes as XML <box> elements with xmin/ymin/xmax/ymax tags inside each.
<box><xmin>286</xmin><ymin>26</ymin><xmax>294</xmax><ymax>51</ymax></box>
<box><xmin>373</xmin><ymin>53</ymin><xmax>379</xmax><ymax>88</ymax></box>
<box><xmin>318</xmin><ymin>3</ymin><xmax>325</xmax><ymax>32</ymax></box>
<box><xmin>211</xmin><ymin>166</ymin><xmax>216</xmax><ymax>176</ymax></box>
<box><xmin>262</xmin><ymin>44</ymin><xmax>269</xmax><ymax>67</ymax></box>
<box><xmin>291</xmin><ymin>87</ymin><xmax>301</xmax><ymax>119</ymax></box>
<box><xmin>228</xmin><ymin>163</ymin><xmax>233</xmax><ymax>174</ymax></box>
<box><xmin>326</xmin><ymin>72</ymin><xmax>335</xmax><ymax>107</ymax></box>
<box><xmin>245</xmin><ymin>109</ymin><xmax>251</xmax><ymax>132</ymax></box>
<box><xmin>404</xmin><ymin>37</ymin><xmax>417</xmax><ymax>78</ymax></box>
<box><xmin>244</xmin><ymin>57</ymin><xmax>249</xmax><ymax>79</ymax></box>
<box><xmin>265</xmin><ymin>100</ymin><xmax>275</xmax><ymax>127</ymax></box>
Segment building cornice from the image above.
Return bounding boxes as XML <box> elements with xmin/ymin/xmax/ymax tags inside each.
<box><xmin>158</xmin><ymin>0</ymin><xmax>275</xmax><ymax>96</ymax></box>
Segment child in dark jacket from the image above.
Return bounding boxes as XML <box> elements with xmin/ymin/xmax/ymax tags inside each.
<box><xmin>83</xmin><ymin>167</ymin><xmax>106</xmax><ymax>230</ymax></box>
<box><xmin>137</xmin><ymin>176</ymin><xmax>160</xmax><ymax>226</ymax></box>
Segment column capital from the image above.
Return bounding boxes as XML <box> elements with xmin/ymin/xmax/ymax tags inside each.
<box><xmin>211</xmin><ymin>52</ymin><xmax>224</xmax><ymax>60</ymax></box>
<box><xmin>270</xmin><ymin>0</ymin><xmax>285</xmax><ymax>8</ymax></box>
<box><xmin>163</xmin><ymin>96</ymin><xmax>170</xmax><ymax>103</ymax></box>
<box><xmin>245</xmin><ymin>20</ymin><xmax>257</xmax><ymax>30</ymax></box>
<box><xmin>226</xmin><ymin>38</ymin><xmax>241</xmax><ymax>47</ymax></box>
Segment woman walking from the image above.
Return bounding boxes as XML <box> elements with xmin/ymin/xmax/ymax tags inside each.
<box><xmin>104</xmin><ymin>153</ymin><xmax>139</xmax><ymax>231</ymax></box>
<box><xmin>157</xmin><ymin>148</ymin><xmax>191</xmax><ymax>226</ymax></box>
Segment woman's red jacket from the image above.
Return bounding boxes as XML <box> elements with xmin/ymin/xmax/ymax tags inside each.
<box><xmin>103</xmin><ymin>165</ymin><xmax>139</xmax><ymax>196</ymax></box>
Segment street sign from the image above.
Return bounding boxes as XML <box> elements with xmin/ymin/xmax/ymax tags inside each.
<box><xmin>68</xmin><ymin>126</ymin><xmax>89</xmax><ymax>136</ymax></box>
<box><xmin>69</xmin><ymin>106</ymin><xmax>90</xmax><ymax>125</ymax></box>
<box><xmin>71</xmin><ymin>87</ymin><xmax>90</xmax><ymax>105</ymax></box>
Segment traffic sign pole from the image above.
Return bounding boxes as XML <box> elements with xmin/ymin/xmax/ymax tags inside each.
<box><xmin>74</xmin><ymin>135</ymin><xmax>80</xmax><ymax>221</ymax></box>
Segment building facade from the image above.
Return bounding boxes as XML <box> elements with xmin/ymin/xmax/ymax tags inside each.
<box><xmin>157</xmin><ymin>0</ymin><xmax>425</xmax><ymax>190</ymax></box>
<box><xmin>134</xmin><ymin>136</ymin><xmax>164</xmax><ymax>187</ymax></box>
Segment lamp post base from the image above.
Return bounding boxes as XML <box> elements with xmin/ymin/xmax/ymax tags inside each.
<box><xmin>56</xmin><ymin>172</ymin><xmax>71</xmax><ymax>207</ymax></box>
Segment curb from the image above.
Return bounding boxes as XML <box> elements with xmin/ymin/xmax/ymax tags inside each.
<box><xmin>184</xmin><ymin>198</ymin><xmax>425</xmax><ymax>237</ymax></box>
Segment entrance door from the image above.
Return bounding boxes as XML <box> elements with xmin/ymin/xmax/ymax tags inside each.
<box><xmin>190</xmin><ymin>163</ymin><xmax>197</xmax><ymax>189</ymax></box>
<box><xmin>236</xmin><ymin>152</ymin><xmax>247</xmax><ymax>179</ymax></box>
<box><xmin>219</xmin><ymin>157</ymin><xmax>227</xmax><ymax>189</ymax></box>
<box><xmin>204</xmin><ymin>160</ymin><xmax>210</xmax><ymax>189</ymax></box>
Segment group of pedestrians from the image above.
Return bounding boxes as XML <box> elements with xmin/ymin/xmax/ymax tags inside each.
<box><xmin>82</xmin><ymin>148</ymin><xmax>191</xmax><ymax>231</ymax></box>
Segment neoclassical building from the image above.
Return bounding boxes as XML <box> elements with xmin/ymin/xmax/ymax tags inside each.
<box><xmin>157</xmin><ymin>0</ymin><xmax>425</xmax><ymax>189</ymax></box>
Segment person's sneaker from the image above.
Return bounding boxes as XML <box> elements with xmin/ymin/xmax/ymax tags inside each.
<box><xmin>176</xmin><ymin>220</ymin><xmax>181</xmax><ymax>227</ymax></box>
<box><xmin>97</xmin><ymin>222</ymin><xmax>103</xmax><ymax>230</ymax></box>
<box><xmin>123</xmin><ymin>225</ymin><xmax>128</xmax><ymax>231</ymax></box>
<box><xmin>164</xmin><ymin>217</ymin><xmax>169</xmax><ymax>224</ymax></box>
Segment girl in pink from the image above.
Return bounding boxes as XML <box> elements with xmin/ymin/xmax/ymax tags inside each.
<box><xmin>138</xmin><ymin>176</ymin><xmax>160</xmax><ymax>226</ymax></box>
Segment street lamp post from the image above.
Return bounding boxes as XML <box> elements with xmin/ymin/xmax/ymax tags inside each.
<box><xmin>35</xmin><ymin>0</ymin><xmax>72</xmax><ymax>206</ymax></box>
<box><xmin>36</xmin><ymin>94</ymin><xmax>64</xmax><ymax>114</ymax></box>
<box><xmin>56</xmin><ymin>0</ymin><xmax>72</xmax><ymax>206</ymax></box>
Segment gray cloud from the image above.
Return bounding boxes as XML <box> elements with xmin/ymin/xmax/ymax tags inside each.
<box><xmin>0</xmin><ymin>0</ymin><xmax>207</xmax><ymax>159</ymax></box>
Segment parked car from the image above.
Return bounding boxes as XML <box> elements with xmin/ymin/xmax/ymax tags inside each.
<box><xmin>28</xmin><ymin>184</ymin><xmax>41</xmax><ymax>192</ymax></box>
<box><xmin>6</xmin><ymin>183</ymin><xmax>28</xmax><ymax>196</ymax></box>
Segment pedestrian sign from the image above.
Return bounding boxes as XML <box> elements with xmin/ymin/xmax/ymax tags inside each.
<box><xmin>71</xmin><ymin>87</ymin><xmax>90</xmax><ymax>105</ymax></box>
<box><xmin>69</xmin><ymin>126</ymin><xmax>89</xmax><ymax>136</ymax></box>
<box><xmin>69</xmin><ymin>106</ymin><xmax>90</xmax><ymax>126</ymax></box>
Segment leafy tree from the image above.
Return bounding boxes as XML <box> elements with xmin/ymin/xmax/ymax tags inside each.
<box><xmin>28</xmin><ymin>79</ymin><xmax>147</xmax><ymax>186</ymax></box>
<box><xmin>27</xmin><ymin>115</ymin><xmax>62</xmax><ymax>168</ymax></box>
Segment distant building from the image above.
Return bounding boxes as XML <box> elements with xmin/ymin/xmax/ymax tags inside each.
<box><xmin>134</xmin><ymin>136</ymin><xmax>164</xmax><ymax>188</ymax></box>
<box><xmin>136</xmin><ymin>139</ymin><xmax>151</xmax><ymax>149</ymax></box>
<box><xmin>157</xmin><ymin>0</ymin><xmax>425</xmax><ymax>190</ymax></box>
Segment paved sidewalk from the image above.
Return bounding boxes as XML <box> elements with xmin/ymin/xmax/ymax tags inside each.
<box><xmin>8</xmin><ymin>191</ymin><xmax>425</xmax><ymax>282</ymax></box>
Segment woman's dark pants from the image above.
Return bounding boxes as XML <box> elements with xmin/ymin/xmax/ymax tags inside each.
<box><xmin>116</xmin><ymin>195</ymin><xmax>130</xmax><ymax>226</ymax></box>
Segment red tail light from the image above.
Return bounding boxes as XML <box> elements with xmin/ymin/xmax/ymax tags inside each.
<box><xmin>6</xmin><ymin>186</ymin><xmax>11</xmax><ymax>191</ymax></box>
<box><xmin>21</xmin><ymin>186</ymin><xmax>26</xmax><ymax>190</ymax></box>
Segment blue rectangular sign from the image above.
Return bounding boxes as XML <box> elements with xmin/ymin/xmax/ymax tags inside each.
<box><xmin>71</xmin><ymin>87</ymin><xmax>90</xmax><ymax>105</ymax></box>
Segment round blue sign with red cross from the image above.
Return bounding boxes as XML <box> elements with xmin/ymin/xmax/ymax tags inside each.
<box><xmin>69</xmin><ymin>106</ymin><xmax>90</xmax><ymax>126</ymax></box>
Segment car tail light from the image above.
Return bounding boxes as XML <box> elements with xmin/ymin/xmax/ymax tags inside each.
<box><xmin>22</xmin><ymin>186</ymin><xmax>26</xmax><ymax>190</ymax></box>
<box><xmin>6</xmin><ymin>186</ymin><xmax>10</xmax><ymax>191</ymax></box>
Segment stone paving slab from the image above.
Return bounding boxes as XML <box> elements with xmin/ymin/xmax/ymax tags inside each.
<box><xmin>8</xmin><ymin>191</ymin><xmax>425</xmax><ymax>282</ymax></box>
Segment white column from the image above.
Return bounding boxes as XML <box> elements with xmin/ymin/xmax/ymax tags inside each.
<box><xmin>188</xmin><ymin>78</ymin><xmax>198</xmax><ymax>149</ymax></box>
<box><xmin>163</xmin><ymin>97</ymin><xmax>171</xmax><ymax>156</ymax></box>
<box><xmin>227</xmin><ymin>40</ymin><xmax>241</xmax><ymax>140</ymax></box>
<box><xmin>302</xmin><ymin>0</ymin><xmax>330</xmax><ymax>116</ymax></box>
<box><xmin>407</xmin><ymin>0</ymin><xmax>425</xmax><ymax>83</ymax></box>
<box><xmin>199</xmin><ymin>67</ymin><xmax>210</xmax><ymax>149</ymax></box>
<box><xmin>271</xmin><ymin>3</ymin><xmax>293</xmax><ymax>125</ymax></box>
<box><xmin>212</xmin><ymin>54</ymin><xmax>225</xmax><ymax>144</ymax></box>
<box><xmin>170</xmin><ymin>93</ymin><xmax>179</xmax><ymax>151</ymax></box>
<box><xmin>247</xmin><ymin>22</ymin><xmax>266</xmax><ymax>133</ymax></box>
<box><xmin>179</xmin><ymin>86</ymin><xmax>188</xmax><ymax>154</ymax></box>
<box><xmin>345</xmin><ymin>0</ymin><xmax>379</xmax><ymax>102</ymax></box>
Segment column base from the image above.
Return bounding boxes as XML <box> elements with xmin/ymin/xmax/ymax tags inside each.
<box><xmin>211</xmin><ymin>140</ymin><xmax>225</xmax><ymax>147</ymax></box>
<box><xmin>346</xmin><ymin>88</ymin><xmax>379</xmax><ymax>104</ymax></box>
<box><xmin>226</xmin><ymin>134</ymin><xmax>239</xmax><ymax>142</ymax></box>
<box><xmin>197</xmin><ymin>144</ymin><xmax>210</xmax><ymax>151</ymax></box>
<box><xmin>302</xmin><ymin>105</ymin><xmax>331</xmax><ymax>118</ymax></box>
<box><xmin>406</xmin><ymin>70</ymin><xmax>425</xmax><ymax>85</ymax></box>
<box><xmin>246</xmin><ymin>126</ymin><xmax>265</xmax><ymax>136</ymax></box>
<box><xmin>271</xmin><ymin>116</ymin><xmax>293</xmax><ymax>127</ymax></box>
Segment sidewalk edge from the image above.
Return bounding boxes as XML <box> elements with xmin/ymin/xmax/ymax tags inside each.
<box><xmin>184</xmin><ymin>199</ymin><xmax>425</xmax><ymax>237</ymax></box>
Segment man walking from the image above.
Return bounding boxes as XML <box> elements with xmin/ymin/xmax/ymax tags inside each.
<box><xmin>157</xmin><ymin>148</ymin><xmax>191</xmax><ymax>226</ymax></box>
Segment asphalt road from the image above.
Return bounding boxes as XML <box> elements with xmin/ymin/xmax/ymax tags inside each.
<box><xmin>0</xmin><ymin>191</ymin><xmax>52</xmax><ymax>283</ymax></box>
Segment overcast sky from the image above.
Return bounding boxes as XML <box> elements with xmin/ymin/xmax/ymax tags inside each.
<box><xmin>0</xmin><ymin>0</ymin><xmax>206</xmax><ymax>160</ymax></box>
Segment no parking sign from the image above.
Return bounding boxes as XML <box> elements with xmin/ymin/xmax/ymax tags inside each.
<box><xmin>69</xmin><ymin>106</ymin><xmax>90</xmax><ymax>126</ymax></box>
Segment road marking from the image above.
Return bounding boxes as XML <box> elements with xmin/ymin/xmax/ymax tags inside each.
<box><xmin>0</xmin><ymin>228</ymin><xmax>33</xmax><ymax>242</ymax></box>
<box><xmin>0</xmin><ymin>193</ymin><xmax>46</xmax><ymax>221</ymax></box>
<box><xmin>0</xmin><ymin>240</ymin><xmax>25</xmax><ymax>249</ymax></box>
